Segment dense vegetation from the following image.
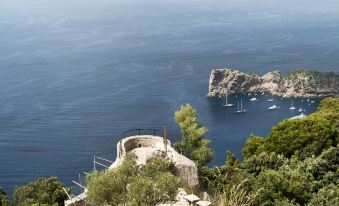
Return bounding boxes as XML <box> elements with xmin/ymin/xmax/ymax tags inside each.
<box><xmin>1</xmin><ymin>98</ymin><xmax>338</xmax><ymax>206</ymax></box>
<box><xmin>285</xmin><ymin>69</ymin><xmax>339</xmax><ymax>81</ymax></box>
<box><xmin>12</xmin><ymin>177</ymin><xmax>68</xmax><ymax>206</ymax></box>
<box><xmin>0</xmin><ymin>187</ymin><xmax>10</xmax><ymax>206</ymax></box>
<box><xmin>87</xmin><ymin>153</ymin><xmax>180</xmax><ymax>206</ymax></box>
<box><xmin>200</xmin><ymin>97</ymin><xmax>339</xmax><ymax>205</ymax></box>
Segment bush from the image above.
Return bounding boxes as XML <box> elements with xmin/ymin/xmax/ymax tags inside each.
<box><xmin>308</xmin><ymin>184</ymin><xmax>339</xmax><ymax>206</ymax></box>
<box><xmin>87</xmin><ymin>154</ymin><xmax>180</xmax><ymax>206</ymax></box>
<box><xmin>243</xmin><ymin>152</ymin><xmax>286</xmax><ymax>175</ymax></box>
<box><xmin>13</xmin><ymin>177</ymin><xmax>68</xmax><ymax>206</ymax></box>
<box><xmin>264</xmin><ymin>118</ymin><xmax>336</xmax><ymax>158</ymax></box>
<box><xmin>0</xmin><ymin>187</ymin><xmax>10</xmax><ymax>206</ymax></box>
<box><xmin>242</xmin><ymin>135</ymin><xmax>265</xmax><ymax>160</ymax></box>
<box><xmin>253</xmin><ymin>169</ymin><xmax>313</xmax><ymax>206</ymax></box>
<box><xmin>87</xmin><ymin>153</ymin><xmax>138</xmax><ymax>205</ymax></box>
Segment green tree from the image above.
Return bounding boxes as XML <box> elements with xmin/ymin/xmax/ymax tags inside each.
<box><xmin>174</xmin><ymin>104</ymin><xmax>213</xmax><ymax>166</ymax></box>
<box><xmin>87</xmin><ymin>153</ymin><xmax>138</xmax><ymax>206</ymax></box>
<box><xmin>225</xmin><ymin>151</ymin><xmax>239</xmax><ymax>168</ymax></box>
<box><xmin>87</xmin><ymin>155</ymin><xmax>180</xmax><ymax>206</ymax></box>
<box><xmin>13</xmin><ymin>177</ymin><xmax>68</xmax><ymax>206</ymax></box>
<box><xmin>308</xmin><ymin>184</ymin><xmax>339</xmax><ymax>206</ymax></box>
<box><xmin>242</xmin><ymin>135</ymin><xmax>265</xmax><ymax>160</ymax></box>
<box><xmin>263</xmin><ymin>118</ymin><xmax>337</xmax><ymax>158</ymax></box>
<box><xmin>0</xmin><ymin>187</ymin><xmax>10</xmax><ymax>206</ymax></box>
<box><xmin>128</xmin><ymin>157</ymin><xmax>180</xmax><ymax>206</ymax></box>
<box><xmin>253</xmin><ymin>169</ymin><xmax>313</xmax><ymax>206</ymax></box>
<box><xmin>243</xmin><ymin>152</ymin><xmax>286</xmax><ymax>175</ymax></box>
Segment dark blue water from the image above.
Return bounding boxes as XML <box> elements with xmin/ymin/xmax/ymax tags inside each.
<box><xmin>1</xmin><ymin>0</ymin><xmax>338</xmax><ymax>194</ymax></box>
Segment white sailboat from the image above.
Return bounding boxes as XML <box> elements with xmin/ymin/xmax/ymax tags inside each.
<box><xmin>235</xmin><ymin>99</ymin><xmax>247</xmax><ymax>114</ymax></box>
<box><xmin>223</xmin><ymin>91</ymin><xmax>234</xmax><ymax>107</ymax></box>
<box><xmin>289</xmin><ymin>100</ymin><xmax>296</xmax><ymax>110</ymax></box>
<box><xmin>268</xmin><ymin>105</ymin><xmax>279</xmax><ymax>110</ymax></box>
<box><xmin>298</xmin><ymin>108</ymin><xmax>303</xmax><ymax>112</ymax></box>
<box><xmin>267</xmin><ymin>98</ymin><xmax>275</xmax><ymax>102</ymax></box>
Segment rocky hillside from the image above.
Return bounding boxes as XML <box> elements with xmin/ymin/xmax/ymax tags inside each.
<box><xmin>207</xmin><ymin>68</ymin><xmax>339</xmax><ymax>98</ymax></box>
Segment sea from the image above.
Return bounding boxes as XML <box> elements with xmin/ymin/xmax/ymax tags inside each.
<box><xmin>1</xmin><ymin>0</ymin><xmax>338</xmax><ymax>194</ymax></box>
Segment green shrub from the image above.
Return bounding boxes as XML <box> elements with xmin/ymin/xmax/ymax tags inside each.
<box><xmin>87</xmin><ymin>154</ymin><xmax>180</xmax><ymax>206</ymax></box>
<box><xmin>13</xmin><ymin>177</ymin><xmax>68</xmax><ymax>206</ymax></box>
<box><xmin>0</xmin><ymin>187</ymin><xmax>10</xmax><ymax>206</ymax></box>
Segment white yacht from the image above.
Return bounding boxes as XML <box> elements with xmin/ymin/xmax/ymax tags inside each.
<box><xmin>235</xmin><ymin>99</ymin><xmax>247</xmax><ymax>114</ymax></box>
<box><xmin>223</xmin><ymin>91</ymin><xmax>234</xmax><ymax>107</ymax></box>
<box><xmin>250</xmin><ymin>97</ymin><xmax>258</xmax><ymax>102</ymax></box>
<box><xmin>289</xmin><ymin>101</ymin><xmax>296</xmax><ymax>110</ymax></box>
<box><xmin>290</xmin><ymin>113</ymin><xmax>307</xmax><ymax>119</ymax></box>
<box><xmin>298</xmin><ymin>108</ymin><xmax>304</xmax><ymax>112</ymax></box>
<box><xmin>267</xmin><ymin>98</ymin><xmax>275</xmax><ymax>102</ymax></box>
<box><xmin>268</xmin><ymin>105</ymin><xmax>279</xmax><ymax>110</ymax></box>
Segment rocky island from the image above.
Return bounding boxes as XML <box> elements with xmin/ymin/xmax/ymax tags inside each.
<box><xmin>207</xmin><ymin>68</ymin><xmax>339</xmax><ymax>98</ymax></box>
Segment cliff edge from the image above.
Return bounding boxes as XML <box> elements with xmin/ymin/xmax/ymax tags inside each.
<box><xmin>207</xmin><ymin>68</ymin><xmax>339</xmax><ymax>98</ymax></box>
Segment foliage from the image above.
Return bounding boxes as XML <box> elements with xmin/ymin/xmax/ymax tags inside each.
<box><xmin>225</xmin><ymin>151</ymin><xmax>239</xmax><ymax>168</ymax></box>
<box><xmin>87</xmin><ymin>154</ymin><xmax>180</xmax><ymax>206</ymax></box>
<box><xmin>13</xmin><ymin>177</ymin><xmax>68</xmax><ymax>206</ymax></box>
<box><xmin>308</xmin><ymin>184</ymin><xmax>339</xmax><ymax>206</ymax></box>
<box><xmin>222</xmin><ymin>180</ymin><xmax>262</xmax><ymax>206</ymax></box>
<box><xmin>87</xmin><ymin>153</ymin><xmax>138</xmax><ymax>205</ymax></box>
<box><xmin>253</xmin><ymin>169</ymin><xmax>313</xmax><ymax>206</ymax></box>
<box><xmin>200</xmin><ymin>166</ymin><xmax>254</xmax><ymax>197</ymax></box>
<box><xmin>243</xmin><ymin>152</ymin><xmax>286</xmax><ymax>175</ymax></box>
<box><xmin>242</xmin><ymin>135</ymin><xmax>265</xmax><ymax>160</ymax></box>
<box><xmin>128</xmin><ymin>156</ymin><xmax>180</xmax><ymax>206</ymax></box>
<box><xmin>0</xmin><ymin>187</ymin><xmax>9</xmax><ymax>206</ymax></box>
<box><xmin>174</xmin><ymin>104</ymin><xmax>213</xmax><ymax>166</ymax></box>
<box><xmin>200</xmin><ymin>97</ymin><xmax>339</xmax><ymax>206</ymax></box>
<box><xmin>264</xmin><ymin>118</ymin><xmax>336</xmax><ymax>158</ymax></box>
<box><xmin>243</xmin><ymin>98</ymin><xmax>338</xmax><ymax>159</ymax></box>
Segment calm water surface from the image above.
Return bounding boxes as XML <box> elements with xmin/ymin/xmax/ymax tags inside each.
<box><xmin>0</xmin><ymin>0</ymin><xmax>338</xmax><ymax>193</ymax></box>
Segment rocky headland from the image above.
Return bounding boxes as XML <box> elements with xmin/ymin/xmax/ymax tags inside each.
<box><xmin>207</xmin><ymin>68</ymin><xmax>339</xmax><ymax>98</ymax></box>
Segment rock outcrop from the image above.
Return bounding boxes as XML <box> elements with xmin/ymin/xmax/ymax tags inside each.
<box><xmin>208</xmin><ymin>68</ymin><xmax>339</xmax><ymax>98</ymax></box>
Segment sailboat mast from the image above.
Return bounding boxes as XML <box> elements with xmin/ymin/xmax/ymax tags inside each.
<box><xmin>225</xmin><ymin>90</ymin><xmax>228</xmax><ymax>105</ymax></box>
<box><xmin>241</xmin><ymin>99</ymin><xmax>243</xmax><ymax>110</ymax></box>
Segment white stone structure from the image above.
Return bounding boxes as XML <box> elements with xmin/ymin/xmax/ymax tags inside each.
<box><xmin>65</xmin><ymin>135</ymin><xmax>199</xmax><ymax>206</ymax></box>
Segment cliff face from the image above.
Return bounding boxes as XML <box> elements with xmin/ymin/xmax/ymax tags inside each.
<box><xmin>208</xmin><ymin>68</ymin><xmax>339</xmax><ymax>98</ymax></box>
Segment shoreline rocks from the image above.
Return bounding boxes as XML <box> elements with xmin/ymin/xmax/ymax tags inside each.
<box><xmin>207</xmin><ymin>68</ymin><xmax>339</xmax><ymax>98</ymax></box>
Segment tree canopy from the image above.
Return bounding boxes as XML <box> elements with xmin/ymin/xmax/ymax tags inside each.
<box><xmin>87</xmin><ymin>153</ymin><xmax>180</xmax><ymax>206</ymax></box>
<box><xmin>174</xmin><ymin>104</ymin><xmax>213</xmax><ymax>166</ymax></box>
<box><xmin>0</xmin><ymin>187</ymin><xmax>9</xmax><ymax>206</ymax></box>
<box><xmin>13</xmin><ymin>177</ymin><xmax>68</xmax><ymax>206</ymax></box>
<box><xmin>242</xmin><ymin>98</ymin><xmax>338</xmax><ymax>159</ymax></box>
<box><xmin>200</xmin><ymin>97</ymin><xmax>339</xmax><ymax>206</ymax></box>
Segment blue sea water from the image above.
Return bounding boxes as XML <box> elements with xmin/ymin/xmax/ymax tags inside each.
<box><xmin>0</xmin><ymin>0</ymin><xmax>338</xmax><ymax>194</ymax></box>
